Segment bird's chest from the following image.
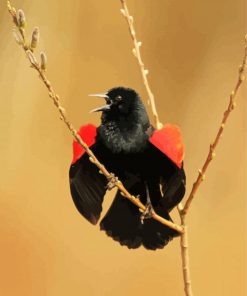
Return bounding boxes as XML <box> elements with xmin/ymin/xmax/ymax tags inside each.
<box><xmin>98</xmin><ymin>121</ymin><xmax>148</xmax><ymax>154</ymax></box>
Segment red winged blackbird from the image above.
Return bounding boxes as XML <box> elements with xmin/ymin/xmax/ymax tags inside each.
<box><xmin>69</xmin><ymin>87</ymin><xmax>186</xmax><ymax>250</ymax></box>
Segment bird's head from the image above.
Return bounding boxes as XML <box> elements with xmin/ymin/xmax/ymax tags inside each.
<box><xmin>89</xmin><ymin>87</ymin><xmax>143</xmax><ymax>116</ymax></box>
<box><xmin>90</xmin><ymin>87</ymin><xmax>150</xmax><ymax>152</ymax></box>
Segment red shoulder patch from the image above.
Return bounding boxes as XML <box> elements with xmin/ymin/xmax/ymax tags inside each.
<box><xmin>71</xmin><ymin>124</ymin><xmax>97</xmax><ymax>165</ymax></box>
<box><xmin>149</xmin><ymin>124</ymin><xmax>185</xmax><ymax>168</ymax></box>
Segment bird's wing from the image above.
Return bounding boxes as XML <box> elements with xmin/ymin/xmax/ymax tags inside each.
<box><xmin>148</xmin><ymin>124</ymin><xmax>185</xmax><ymax>168</ymax></box>
<box><xmin>69</xmin><ymin>124</ymin><xmax>108</xmax><ymax>225</ymax></box>
<box><xmin>71</xmin><ymin>124</ymin><xmax>97</xmax><ymax>165</ymax></box>
<box><xmin>148</xmin><ymin>124</ymin><xmax>186</xmax><ymax>210</ymax></box>
<box><xmin>160</xmin><ymin>168</ymin><xmax>186</xmax><ymax>211</ymax></box>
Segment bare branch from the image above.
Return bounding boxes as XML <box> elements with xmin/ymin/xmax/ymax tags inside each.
<box><xmin>7</xmin><ymin>1</ymin><xmax>184</xmax><ymax>234</ymax></box>
<box><xmin>177</xmin><ymin>36</ymin><xmax>247</xmax><ymax>295</ymax></box>
<box><xmin>181</xmin><ymin>36</ymin><xmax>247</xmax><ymax>215</ymax></box>
<box><xmin>178</xmin><ymin>206</ymin><xmax>194</xmax><ymax>296</ymax></box>
<box><xmin>120</xmin><ymin>0</ymin><xmax>163</xmax><ymax>130</ymax></box>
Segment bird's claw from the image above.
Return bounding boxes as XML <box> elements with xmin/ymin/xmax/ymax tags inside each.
<box><xmin>106</xmin><ymin>173</ymin><xmax>118</xmax><ymax>190</ymax></box>
<box><xmin>140</xmin><ymin>202</ymin><xmax>154</xmax><ymax>224</ymax></box>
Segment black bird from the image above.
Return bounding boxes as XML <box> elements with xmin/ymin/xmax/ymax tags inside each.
<box><xmin>69</xmin><ymin>87</ymin><xmax>186</xmax><ymax>250</ymax></box>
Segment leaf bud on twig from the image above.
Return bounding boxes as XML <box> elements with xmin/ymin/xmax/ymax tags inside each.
<box><xmin>26</xmin><ymin>49</ymin><xmax>38</xmax><ymax>65</ymax></box>
<box><xmin>120</xmin><ymin>9</ymin><xmax>126</xmax><ymax>17</ymax></box>
<box><xmin>58</xmin><ymin>106</ymin><xmax>65</xmax><ymax>114</ymax></box>
<box><xmin>132</xmin><ymin>48</ymin><xmax>137</xmax><ymax>57</ymax></box>
<box><xmin>40</xmin><ymin>52</ymin><xmax>47</xmax><ymax>71</ymax></box>
<box><xmin>12</xmin><ymin>29</ymin><xmax>23</xmax><ymax>45</ymax></box>
<box><xmin>240</xmin><ymin>75</ymin><xmax>245</xmax><ymax>81</ymax></box>
<box><xmin>17</xmin><ymin>9</ymin><xmax>26</xmax><ymax>28</ymax></box>
<box><xmin>31</xmin><ymin>27</ymin><xmax>39</xmax><ymax>50</ymax></box>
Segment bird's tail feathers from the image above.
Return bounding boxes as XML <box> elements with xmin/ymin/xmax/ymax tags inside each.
<box><xmin>100</xmin><ymin>190</ymin><xmax>179</xmax><ymax>250</ymax></box>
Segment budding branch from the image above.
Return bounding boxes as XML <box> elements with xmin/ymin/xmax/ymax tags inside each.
<box><xmin>7</xmin><ymin>0</ymin><xmax>184</xmax><ymax>234</ymax></box>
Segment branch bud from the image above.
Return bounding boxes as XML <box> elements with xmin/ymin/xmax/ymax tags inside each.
<box><xmin>120</xmin><ymin>9</ymin><xmax>126</xmax><ymax>17</ymax></box>
<box><xmin>137</xmin><ymin>41</ymin><xmax>142</xmax><ymax>47</ymax></box>
<box><xmin>13</xmin><ymin>29</ymin><xmax>23</xmax><ymax>45</ymax></box>
<box><xmin>239</xmin><ymin>64</ymin><xmax>244</xmax><ymax>72</ymax></box>
<box><xmin>31</xmin><ymin>27</ymin><xmax>39</xmax><ymax>50</ymax></box>
<box><xmin>40</xmin><ymin>52</ymin><xmax>47</xmax><ymax>71</ymax></box>
<box><xmin>7</xmin><ymin>1</ymin><xmax>12</xmax><ymax>11</ymax></box>
<box><xmin>26</xmin><ymin>50</ymin><xmax>38</xmax><ymax>65</ymax></box>
<box><xmin>17</xmin><ymin>9</ymin><xmax>26</xmax><ymax>28</ymax></box>
<box><xmin>12</xmin><ymin>6</ymin><xmax>17</xmax><ymax>15</ymax></box>
<box><xmin>58</xmin><ymin>106</ymin><xmax>65</xmax><ymax>114</ymax></box>
<box><xmin>240</xmin><ymin>75</ymin><xmax>245</xmax><ymax>82</ymax></box>
<box><xmin>144</xmin><ymin>69</ymin><xmax>149</xmax><ymax>75</ymax></box>
<box><xmin>132</xmin><ymin>48</ymin><xmax>137</xmax><ymax>57</ymax></box>
<box><xmin>232</xmin><ymin>101</ymin><xmax>236</xmax><ymax>109</ymax></box>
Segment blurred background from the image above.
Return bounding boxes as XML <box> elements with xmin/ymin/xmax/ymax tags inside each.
<box><xmin>0</xmin><ymin>0</ymin><xmax>246</xmax><ymax>295</ymax></box>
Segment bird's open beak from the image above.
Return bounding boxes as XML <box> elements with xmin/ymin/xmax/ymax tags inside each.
<box><xmin>90</xmin><ymin>104</ymin><xmax>111</xmax><ymax>113</ymax></box>
<box><xmin>89</xmin><ymin>93</ymin><xmax>109</xmax><ymax>99</ymax></box>
<box><xmin>89</xmin><ymin>93</ymin><xmax>111</xmax><ymax>113</ymax></box>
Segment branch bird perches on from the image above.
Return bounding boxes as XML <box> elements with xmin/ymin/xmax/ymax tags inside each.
<box><xmin>7</xmin><ymin>1</ymin><xmax>184</xmax><ymax>234</ymax></box>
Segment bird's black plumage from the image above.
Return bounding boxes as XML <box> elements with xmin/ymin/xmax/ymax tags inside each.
<box><xmin>69</xmin><ymin>87</ymin><xmax>186</xmax><ymax>250</ymax></box>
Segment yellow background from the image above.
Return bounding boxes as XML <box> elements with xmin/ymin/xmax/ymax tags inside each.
<box><xmin>0</xmin><ymin>0</ymin><xmax>246</xmax><ymax>295</ymax></box>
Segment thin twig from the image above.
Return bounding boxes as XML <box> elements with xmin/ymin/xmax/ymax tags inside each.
<box><xmin>7</xmin><ymin>1</ymin><xmax>184</xmax><ymax>234</ymax></box>
<box><xmin>177</xmin><ymin>36</ymin><xmax>247</xmax><ymax>296</ymax></box>
<box><xmin>182</xmin><ymin>36</ymin><xmax>247</xmax><ymax>215</ymax></box>
<box><xmin>178</xmin><ymin>204</ymin><xmax>193</xmax><ymax>296</ymax></box>
<box><xmin>119</xmin><ymin>0</ymin><xmax>163</xmax><ymax>130</ymax></box>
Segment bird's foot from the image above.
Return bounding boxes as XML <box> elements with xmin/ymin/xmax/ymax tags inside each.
<box><xmin>140</xmin><ymin>202</ymin><xmax>154</xmax><ymax>224</ymax></box>
<box><xmin>106</xmin><ymin>173</ymin><xmax>118</xmax><ymax>190</ymax></box>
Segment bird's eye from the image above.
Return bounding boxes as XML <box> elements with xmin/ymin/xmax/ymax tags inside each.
<box><xmin>115</xmin><ymin>95</ymin><xmax>123</xmax><ymax>102</ymax></box>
